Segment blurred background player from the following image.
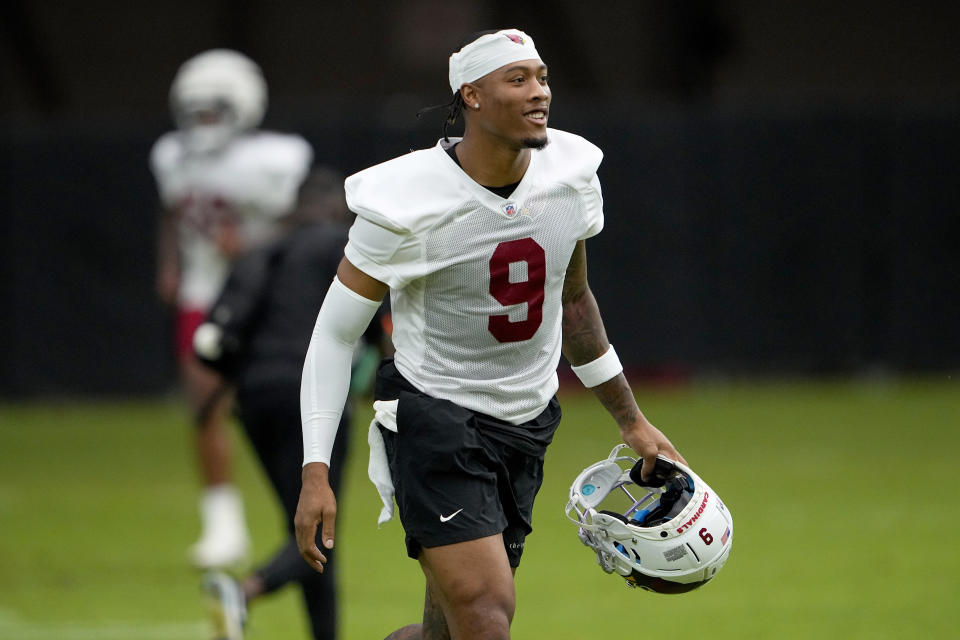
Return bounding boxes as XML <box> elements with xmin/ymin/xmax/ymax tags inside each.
<box><xmin>193</xmin><ymin>168</ymin><xmax>387</xmax><ymax>640</ymax></box>
<box><xmin>150</xmin><ymin>49</ymin><xmax>313</xmax><ymax>569</ymax></box>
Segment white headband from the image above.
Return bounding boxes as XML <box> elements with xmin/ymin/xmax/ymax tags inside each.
<box><xmin>448</xmin><ymin>29</ymin><xmax>542</xmax><ymax>94</ymax></box>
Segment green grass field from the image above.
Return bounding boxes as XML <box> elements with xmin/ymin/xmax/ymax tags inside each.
<box><xmin>2</xmin><ymin>377</ymin><xmax>958</xmax><ymax>639</ymax></box>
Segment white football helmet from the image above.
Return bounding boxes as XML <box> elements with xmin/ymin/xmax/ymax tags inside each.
<box><xmin>169</xmin><ymin>49</ymin><xmax>267</xmax><ymax>153</ymax></box>
<box><xmin>565</xmin><ymin>444</ymin><xmax>733</xmax><ymax>593</ymax></box>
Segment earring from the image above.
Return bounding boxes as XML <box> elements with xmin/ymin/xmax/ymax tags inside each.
<box><xmin>474</xmin><ymin>103</ymin><xmax>480</xmax><ymax>109</ymax></box>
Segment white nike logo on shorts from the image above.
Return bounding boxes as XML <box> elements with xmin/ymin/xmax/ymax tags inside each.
<box><xmin>439</xmin><ymin>508</ymin><xmax>464</xmax><ymax>523</ymax></box>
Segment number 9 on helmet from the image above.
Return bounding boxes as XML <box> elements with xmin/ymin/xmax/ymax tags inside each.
<box><xmin>565</xmin><ymin>444</ymin><xmax>733</xmax><ymax>593</ymax></box>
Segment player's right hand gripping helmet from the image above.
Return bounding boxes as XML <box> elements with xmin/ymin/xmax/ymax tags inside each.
<box><xmin>565</xmin><ymin>444</ymin><xmax>732</xmax><ymax>593</ymax></box>
<box><xmin>169</xmin><ymin>49</ymin><xmax>267</xmax><ymax>153</ymax></box>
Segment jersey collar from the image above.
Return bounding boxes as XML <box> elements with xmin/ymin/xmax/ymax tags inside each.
<box><xmin>435</xmin><ymin>137</ymin><xmax>540</xmax><ymax>210</ymax></box>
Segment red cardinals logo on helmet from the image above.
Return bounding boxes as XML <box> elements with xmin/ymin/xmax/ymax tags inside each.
<box><xmin>505</xmin><ymin>34</ymin><xmax>525</xmax><ymax>45</ymax></box>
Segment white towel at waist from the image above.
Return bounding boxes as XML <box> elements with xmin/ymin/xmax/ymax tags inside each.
<box><xmin>367</xmin><ymin>399</ymin><xmax>399</xmax><ymax>526</ymax></box>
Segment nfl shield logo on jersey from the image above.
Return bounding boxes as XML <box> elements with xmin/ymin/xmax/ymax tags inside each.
<box><xmin>502</xmin><ymin>202</ymin><xmax>519</xmax><ymax>218</ymax></box>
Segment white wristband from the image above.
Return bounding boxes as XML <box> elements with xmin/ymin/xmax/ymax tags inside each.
<box><xmin>571</xmin><ymin>345</ymin><xmax>623</xmax><ymax>388</ymax></box>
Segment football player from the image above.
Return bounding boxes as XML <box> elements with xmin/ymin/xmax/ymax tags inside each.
<box><xmin>295</xmin><ymin>29</ymin><xmax>686</xmax><ymax>640</ymax></box>
<box><xmin>150</xmin><ymin>49</ymin><xmax>313</xmax><ymax>569</ymax></box>
<box><xmin>193</xmin><ymin>168</ymin><xmax>385</xmax><ymax>640</ymax></box>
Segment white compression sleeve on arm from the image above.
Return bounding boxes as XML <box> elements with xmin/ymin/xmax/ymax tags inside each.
<box><xmin>301</xmin><ymin>276</ymin><xmax>382</xmax><ymax>467</ymax></box>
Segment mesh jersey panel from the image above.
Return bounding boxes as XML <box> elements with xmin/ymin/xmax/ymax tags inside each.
<box><xmin>393</xmin><ymin>183</ymin><xmax>588</xmax><ymax>423</ymax></box>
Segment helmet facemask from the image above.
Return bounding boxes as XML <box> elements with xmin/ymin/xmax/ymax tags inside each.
<box><xmin>174</xmin><ymin>97</ymin><xmax>241</xmax><ymax>154</ymax></box>
<box><xmin>565</xmin><ymin>444</ymin><xmax>733</xmax><ymax>594</ymax></box>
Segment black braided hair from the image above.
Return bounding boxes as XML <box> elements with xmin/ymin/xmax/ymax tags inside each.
<box><xmin>418</xmin><ymin>29</ymin><xmax>506</xmax><ymax>141</ymax></box>
<box><xmin>416</xmin><ymin>92</ymin><xmax>466</xmax><ymax>142</ymax></box>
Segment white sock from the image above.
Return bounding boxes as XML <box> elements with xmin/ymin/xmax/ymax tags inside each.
<box><xmin>200</xmin><ymin>484</ymin><xmax>246</xmax><ymax>534</ymax></box>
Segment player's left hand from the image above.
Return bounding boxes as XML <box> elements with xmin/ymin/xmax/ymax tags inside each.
<box><xmin>215</xmin><ymin>217</ymin><xmax>243</xmax><ymax>258</ymax></box>
<box><xmin>620</xmin><ymin>420</ymin><xmax>687</xmax><ymax>482</ymax></box>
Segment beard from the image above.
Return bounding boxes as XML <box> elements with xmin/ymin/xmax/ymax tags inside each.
<box><xmin>521</xmin><ymin>135</ymin><xmax>550</xmax><ymax>150</ymax></box>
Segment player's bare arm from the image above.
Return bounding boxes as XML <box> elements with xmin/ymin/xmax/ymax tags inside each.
<box><xmin>561</xmin><ymin>240</ymin><xmax>686</xmax><ymax>478</ymax></box>
<box><xmin>561</xmin><ymin>241</ymin><xmax>614</xmax><ymax>375</ymax></box>
<box><xmin>155</xmin><ymin>206</ymin><xmax>180</xmax><ymax>305</ymax></box>
<box><xmin>337</xmin><ymin>256</ymin><xmax>390</xmax><ymax>301</ymax></box>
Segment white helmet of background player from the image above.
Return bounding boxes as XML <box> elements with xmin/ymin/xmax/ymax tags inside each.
<box><xmin>169</xmin><ymin>49</ymin><xmax>267</xmax><ymax>153</ymax></box>
<box><xmin>565</xmin><ymin>444</ymin><xmax>733</xmax><ymax>593</ymax></box>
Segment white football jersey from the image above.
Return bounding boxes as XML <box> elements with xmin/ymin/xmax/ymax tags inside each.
<box><xmin>150</xmin><ymin>131</ymin><xmax>312</xmax><ymax>308</ymax></box>
<box><xmin>344</xmin><ymin>128</ymin><xmax>604</xmax><ymax>424</ymax></box>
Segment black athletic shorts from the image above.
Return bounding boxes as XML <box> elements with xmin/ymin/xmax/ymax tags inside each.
<box><xmin>375</xmin><ymin>358</ymin><xmax>561</xmax><ymax>567</ymax></box>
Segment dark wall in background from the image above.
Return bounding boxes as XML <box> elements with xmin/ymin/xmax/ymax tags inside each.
<box><xmin>2</xmin><ymin>104</ymin><xmax>957</xmax><ymax>396</ymax></box>
<box><xmin>578</xmin><ymin>106</ymin><xmax>960</xmax><ymax>375</ymax></box>
<box><xmin>1</xmin><ymin>1</ymin><xmax>958</xmax><ymax>395</ymax></box>
<box><xmin>3</xmin><ymin>1</ymin><xmax>959</xmax><ymax>116</ymax></box>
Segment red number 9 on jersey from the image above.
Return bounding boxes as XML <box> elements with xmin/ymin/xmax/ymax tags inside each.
<box><xmin>488</xmin><ymin>237</ymin><xmax>546</xmax><ymax>343</ymax></box>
